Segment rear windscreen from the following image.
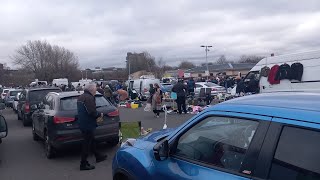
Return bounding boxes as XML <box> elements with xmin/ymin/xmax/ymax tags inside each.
<box><xmin>60</xmin><ymin>96</ymin><xmax>78</xmax><ymax>111</ymax></box>
<box><xmin>29</xmin><ymin>89</ymin><xmax>61</xmax><ymax>102</ymax></box>
<box><xmin>4</xmin><ymin>90</ymin><xmax>9</xmax><ymax>93</ymax></box>
<box><xmin>60</xmin><ymin>96</ymin><xmax>112</xmax><ymax>111</ymax></box>
<box><xmin>10</xmin><ymin>91</ymin><xmax>22</xmax><ymax>96</ymax></box>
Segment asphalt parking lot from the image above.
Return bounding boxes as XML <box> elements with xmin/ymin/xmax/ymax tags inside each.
<box><xmin>0</xmin><ymin>107</ymin><xmax>194</xmax><ymax>180</ymax></box>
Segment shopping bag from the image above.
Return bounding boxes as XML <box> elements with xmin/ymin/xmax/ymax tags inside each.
<box><xmin>144</xmin><ymin>103</ymin><xmax>151</xmax><ymax>112</ymax></box>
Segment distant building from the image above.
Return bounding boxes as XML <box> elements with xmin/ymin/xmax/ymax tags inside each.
<box><xmin>126</xmin><ymin>52</ymin><xmax>145</xmax><ymax>62</ymax></box>
<box><xmin>163</xmin><ymin>69</ymin><xmax>188</xmax><ymax>79</ymax></box>
<box><xmin>185</xmin><ymin>63</ymin><xmax>256</xmax><ymax>78</ymax></box>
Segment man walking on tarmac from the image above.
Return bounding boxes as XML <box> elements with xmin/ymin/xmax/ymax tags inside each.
<box><xmin>77</xmin><ymin>82</ymin><xmax>107</xmax><ymax>171</ymax></box>
<box><xmin>172</xmin><ymin>79</ymin><xmax>188</xmax><ymax>114</ymax></box>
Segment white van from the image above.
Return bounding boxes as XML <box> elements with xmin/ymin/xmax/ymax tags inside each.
<box><xmin>30</xmin><ymin>80</ymin><xmax>47</xmax><ymax>87</ymax></box>
<box><xmin>241</xmin><ymin>50</ymin><xmax>320</xmax><ymax>94</ymax></box>
<box><xmin>52</xmin><ymin>78</ymin><xmax>68</xmax><ymax>86</ymax></box>
<box><xmin>128</xmin><ymin>78</ymin><xmax>160</xmax><ymax>100</ymax></box>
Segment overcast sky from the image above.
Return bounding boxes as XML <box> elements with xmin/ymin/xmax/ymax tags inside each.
<box><xmin>1</xmin><ymin>0</ymin><xmax>320</xmax><ymax>69</ymax></box>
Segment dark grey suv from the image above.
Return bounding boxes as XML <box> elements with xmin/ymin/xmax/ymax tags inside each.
<box><xmin>17</xmin><ymin>87</ymin><xmax>62</xmax><ymax>126</ymax></box>
<box><xmin>31</xmin><ymin>91</ymin><xmax>120</xmax><ymax>159</ymax></box>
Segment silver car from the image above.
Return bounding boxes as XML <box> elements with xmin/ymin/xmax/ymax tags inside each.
<box><xmin>195</xmin><ymin>82</ymin><xmax>226</xmax><ymax>95</ymax></box>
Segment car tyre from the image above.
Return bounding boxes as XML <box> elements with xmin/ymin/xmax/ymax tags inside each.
<box><xmin>32</xmin><ymin>123</ymin><xmax>40</xmax><ymax>141</ymax></box>
<box><xmin>114</xmin><ymin>173</ymin><xmax>131</xmax><ymax>180</ymax></box>
<box><xmin>44</xmin><ymin>132</ymin><xmax>55</xmax><ymax>159</ymax></box>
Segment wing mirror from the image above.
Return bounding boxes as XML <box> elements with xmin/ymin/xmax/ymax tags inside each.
<box><xmin>0</xmin><ymin>115</ymin><xmax>8</xmax><ymax>141</ymax></box>
<box><xmin>0</xmin><ymin>103</ymin><xmax>5</xmax><ymax>110</ymax></box>
<box><xmin>153</xmin><ymin>139</ymin><xmax>169</xmax><ymax>161</ymax></box>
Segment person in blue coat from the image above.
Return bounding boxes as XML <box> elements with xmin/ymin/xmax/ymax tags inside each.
<box><xmin>77</xmin><ymin>82</ymin><xmax>107</xmax><ymax>171</ymax></box>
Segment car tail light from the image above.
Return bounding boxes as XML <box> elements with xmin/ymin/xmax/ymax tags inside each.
<box><xmin>2</xmin><ymin>93</ymin><xmax>6</xmax><ymax>97</ymax></box>
<box><xmin>25</xmin><ymin>102</ymin><xmax>30</xmax><ymax>113</ymax></box>
<box><xmin>108</xmin><ymin>109</ymin><xmax>119</xmax><ymax>117</ymax></box>
<box><xmin>211</xmin><ymin>88</ymin><xmax>217</xmax><ymax>91</ymax></box>
<box><xmin>53</xmin><ymin>116</ymin><xmax>75</xmax><ymax>124</ymax></box>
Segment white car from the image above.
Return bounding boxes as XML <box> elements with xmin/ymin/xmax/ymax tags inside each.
<box><xmin>1</xmin><ymin>89</ymin><xmax>9</xmax><ymax>100</ymax></box>
<box><xmin>195</xmin><ymin>82</ymin><xmax>226</xmax><ymax>95</ymax></box>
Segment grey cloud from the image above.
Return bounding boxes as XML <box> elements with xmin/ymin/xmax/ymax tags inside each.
<box><xmin>0</xmin><ymin>0</ymin><xmax>320</xmax><ymax>68</ymax></box>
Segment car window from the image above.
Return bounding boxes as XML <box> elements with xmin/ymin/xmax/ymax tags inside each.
<box><xmin>96</xmin><ymin>96</ymin><xmax>112</xmax><ymax>107</ymax></box>
<box><xmin>196</xmin><ymin>84</ymin><xmax>203</xmax><ymax>88</ymax></box>
<box><xmin>244</xmin><ymin>71</ymin><xmax>260</xmax><ymax>82</ymax></box>
<box><xmin>19</xmin><ymin>91</ymin><xmax>26</xmax><ymax>101</ymax></box>
<box><xmin>268</xmin><ymin>126</ymin><xmax>320</xmax><ymax>180</ymax></box>
<box><xmin>10</xmin><ymin>91</ymin><xmax>22</xmax><ymax>96</ymax></box>
<box><xmin>4</xmin><ymin>90</ymin><xmax>9</xmax><ymax>93</ymax></box>
<box><xmin>60</xmin><ymin>96</ymin><xmax>78</xmax><ymax>111</ymax></box>
<box><xmin>204</xmin><ymin>83</ymin><xmax>214</xmax><ymax>87</ymax></box>
<box><xmin>204</xmin><ymin>82</ymin><xmax>219</xmax><ymax>87</ymax></box>
<box><xmin>29</xmin><ymin>89</ymin><xmax>60</xmax><ymax>102</ymax></box>
<box><xmin>44</xmin><ymin>95</ymin><xmax>54</xmax><ymax>110</ymax></box>
<box><xmin>60</xmin><ymin>95</ymin><xmax>111</xmax><ymax>111</ymax></box>
<box><xmin>174</xmin><ymin>116</ymin><xmax>259</xmax><ymax>172</ymax></box>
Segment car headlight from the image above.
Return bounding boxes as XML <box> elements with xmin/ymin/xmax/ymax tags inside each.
<box><xmin>121</xmin><ymin>138</ymin><xmax>137</xmax><ymax>147</ymax></box>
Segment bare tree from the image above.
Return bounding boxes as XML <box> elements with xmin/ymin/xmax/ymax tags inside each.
<box><xmin>126</xmin><ymin>51</ymin><xmax>157</xmax><ymax>74</ymax></box>
<box><xmin>12</xmin><ymin>40</ymin><xmax>79</xmax><ymax>82</ymax></box>
<box><xmin>178</xmin><ymin>60</ymin><xmax>195</xmax><ymax>69</ymax></box>
<box><xmin>216</xmin><ymin>55</ymin><xmax>227</xmax><ymax>64</ymax></box>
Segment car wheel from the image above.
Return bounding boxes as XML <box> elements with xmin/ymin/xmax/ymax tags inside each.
<box><xmin>44</xmin><ymin>132</ymin><xmax>55</xmax><ymax>159</ymax></box>
<box><xmin>114</xmin><ymin>173</ymin><xmax>129</xmax><ymax>180</ymax></box>
<box><xmin>32</xmin><ymin>123</ymin><xmax>40</xmax><ymax>141</ymax></box>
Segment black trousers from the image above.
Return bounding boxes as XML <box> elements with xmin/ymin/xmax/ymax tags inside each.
<box><xmin>153</xmin><ymin>109</ymin><xmax>160</xmax><ymax>116</ymax></box>
<box><xmin>176</xmin><ymin>96</ymin><xmax>187</xmax><ymax>114</ymax></box>
<box><xmin>81</xmin><ymin>130</ymin><xmax>100</xmax><ymax>164</ymax></box>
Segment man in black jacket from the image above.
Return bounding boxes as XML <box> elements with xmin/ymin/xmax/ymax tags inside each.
<box><xmin>172</xmin><ymin>79</ymin><xmax>188</xmax><ymax>114</ymax></box>
<box><xmin>77</xmin><ymin>82</ymin><xmax>107</xmax><ymax>171</ymax></box>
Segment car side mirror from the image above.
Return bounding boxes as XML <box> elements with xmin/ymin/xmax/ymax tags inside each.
<box><xmin>0</xmin><ymin>115</ymin><xmax>8</xmax><ymax>140</ymax></box>
<box><xmin>30</xmin><ymin>104</ymin><xmax>38</xmax><ymax>110</ymax></box>
<box><xmin>0</xmin><ymin>103</ymin><xmax>5</xmax><ymax>110</ymax></box>
<box><xmin>153</xmin><ymin>139</ymin><xmax>169</xmax><ymax>161</ymax></box>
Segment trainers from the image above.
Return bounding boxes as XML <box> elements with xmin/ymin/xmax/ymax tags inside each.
<box><xmin>156</xmin><ymin>115</ymin><xmax>159</xmax><ymax>118</ymax></box>
<box><xmin>80</xmin><ymin>163</ymin><xmax>95</xmax><ymax>171</ymax></box>
<box><xmin>96</xmin><ymin>155</ymin><xmax>108</xmax><ymax>163</ymax></box>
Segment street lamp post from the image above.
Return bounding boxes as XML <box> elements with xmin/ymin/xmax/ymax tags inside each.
<box><xmin>128</xmin><ymin>59</ymin><xmax>131</xmax><ymax>80</ymax></box>
<box><xmin>126</xmin><ymin>59</ymin><xmax>131</xmax><ymax>91</ymax></box>
<box><xmin>201</xmin><ymin>45</ymin><xmax>212</xmax><ymax>81</ymax></box>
